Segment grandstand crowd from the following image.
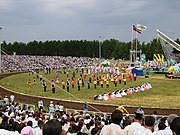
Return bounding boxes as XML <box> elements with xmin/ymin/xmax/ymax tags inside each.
<box><xmin>0</xmin><ymin>95</ymin><xmax>180</xmax><ymax>135</ymax></box>
<box><xmin>1</xmin><ymin>54</ymin><xmax>172</xmax><ymax>73</ymax></box>
<box><xmin>1</xmin><ymin>55</ymin><xmax>96</xmax><ymax>72</ymax></box>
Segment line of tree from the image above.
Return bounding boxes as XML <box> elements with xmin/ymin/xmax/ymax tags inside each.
<box><xmin>1</xmin><ymin>38</ymin><xmax>180</xmax><ymax>60</ymax></box>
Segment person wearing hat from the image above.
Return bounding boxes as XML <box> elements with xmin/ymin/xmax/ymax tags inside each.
<box><xmin>49</xmin><ymin>101</ymin><xmax>55</xmax><ymax>118</ymax></box>
<box><xmin>100</xmin><ymin>110</ymin><xmax>124</xmax><ymax>135</ymax></box>
<box><xmin>124</xmin><ymin>108</ymin><xmax>144</xmax><ymax>135</ymax></box>
<box><xmin>132</xmin><ymin>115</ymin><xmax>156</xmax><ymax>135</ymax></box>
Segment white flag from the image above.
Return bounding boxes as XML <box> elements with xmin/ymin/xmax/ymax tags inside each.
<box><xmin>137</xmin><ymin>24</ymin><xmax>147</xmax><ymax>31</ymax></box>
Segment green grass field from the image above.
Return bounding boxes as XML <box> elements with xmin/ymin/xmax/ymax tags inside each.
<box><xmin>0</xmin><ymin>70</ymin><xmax>180</xmax><ymax>109</ymax></box>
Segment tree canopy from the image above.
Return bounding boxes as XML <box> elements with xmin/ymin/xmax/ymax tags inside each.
<box><xmin>1</xmin><ymin>38</ymin><xmax>174</xmax><ymax>60</ymax></box>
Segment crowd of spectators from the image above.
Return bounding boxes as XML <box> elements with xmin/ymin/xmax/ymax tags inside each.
<box><xmin>1</xmin><ymin>55</ymin><xmax>96</xmax><ymax>72</ymax></box>
<box><xmin>0</xmin><ymin>95</ymin><xmax>180</xmax><ymax>135</ymax></box>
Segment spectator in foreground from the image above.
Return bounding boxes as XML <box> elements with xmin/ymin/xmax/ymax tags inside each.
<box><xmin>34</xmin><ymin>120</ymin><xmax>44</xmax><ymax>135</ymax></box>
<box><xmin>43</xmin><ymin>119</ymin><xmax>62</xmax><ymax>135</ymax></box>
<box><xmin>100</xmin><ymin>110</ymin><xmax>124</xmax><ymax>135</ymax></box>
<box><xmin>21</xmin><ymin>120</ymin><xmax>34</xmax><ymax>135</ymax></box>
<box><xmin>124</xmin><ymin>108</ymin><xmax>144</xmax><ymax>135</ymax></box>
<box><xmin>132</xmin><ymin>115</ymin><xmax>155</xmax><ymax>135</ymax></box>
<box><xmin>170</xmin><ymin>117</ymin><xmax>180</xmax><ymax>135</ymax></box>
<box><xmin>153</xmin><ymin>114</ymin><xmax>178</xmax><ymax>135</ymax></box>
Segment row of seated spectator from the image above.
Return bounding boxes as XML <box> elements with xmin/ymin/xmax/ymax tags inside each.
<box><xmin>0</xmin><ymin>95</ymin><xmax>180</xmax><ymax>135</ymax></box>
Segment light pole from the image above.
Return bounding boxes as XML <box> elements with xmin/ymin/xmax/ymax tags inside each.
<box><xmin>99</xmin><ymin>36</ymin><xmax>101</xmax><ymax>59</ymax></box>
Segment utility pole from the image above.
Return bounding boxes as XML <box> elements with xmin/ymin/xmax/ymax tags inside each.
<box><xmin>99</xmin><ymin>36</ymin><xmax>101</xmax><ymax>59</ymax></box>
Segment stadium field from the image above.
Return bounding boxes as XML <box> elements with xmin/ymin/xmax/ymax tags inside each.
<box><xmin>0</xmin><ymin>70</ymin><xmax>180</xmax><ymax>109</ymax></box>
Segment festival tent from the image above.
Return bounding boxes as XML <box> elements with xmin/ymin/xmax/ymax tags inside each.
<box><xmin>132</xmin><ymin>68</ymin><xmax>144</xmax><ymax>76</ymax></box>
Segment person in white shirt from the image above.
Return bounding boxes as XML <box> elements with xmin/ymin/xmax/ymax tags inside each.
<box><xmin>49</xmin><ymin>101</ymin><xmax>55</xmax><ymax>119</ymax></box>
<box><xmin>38</xmin><ymin>99</ymin><xmax>43</xmax><ymax>112</ymax></box>
<box><xmin>59</xmin><ymin>103</ymin><xmax>64</xmax><ymax>115</ymax></box>
<box><xmin>124</xmin><ymin>108</ymin><xmax>144</xmax><ymax>135</ymax></box>
<box><xmin>132</xmin><ymin>116</ymin><xmax>155</xmax><ymax>135</ymax></box>
<box><xmin>153</xmin><ymin>114</ymin><xmax>178</xmax><ymax>135</ymax></box>
<box><xmin>0</xmin><ymin>129</ymin><xmax>20</xmax><ymax>135</ymax></box>
<box><xmin>34</xmin><ymin>120</ymin><xmax>44</xmax><ymax>135</ymax></box>
<box><xmin>55</xmin><ymin>102</ymin><xmax>60</xmax><ymax>112</ymax></box>
<box><xmin>100</xmin><ymin>110</ymin><xmax>124</xmax><ymax>135</ymax></box>
<box><xmin>10</xmin><ymin>95</ymin><xmax>15</xmax><ymax>103</ymax></box>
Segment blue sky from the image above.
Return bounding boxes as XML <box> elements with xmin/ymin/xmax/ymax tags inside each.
<box><xmin>0</xmin><ymin>0</ymin><xmax>180</xmax><ymax>43</ymax></box>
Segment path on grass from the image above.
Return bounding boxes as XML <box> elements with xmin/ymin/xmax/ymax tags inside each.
<box><xmin>0</xmin><ymin>73</ymin><xmax>179</xmax><ymax>115</ymax></box>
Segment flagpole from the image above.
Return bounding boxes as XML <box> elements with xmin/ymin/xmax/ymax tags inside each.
<box><xmin>0</xmin><ymin>27</ymin><xmax>2</xmax><ymax>73</ymax></box>
<box><xmin>130</xmin><ymin>24</ymin><xmax>133</xmax><ymax>65</ymax></box>
<box><xmin>0</xmin><ymin>42</ymin><xmax>1</xmax><ymax>73</ymax></box>
<box><xmin>131</xmin><ymin>24</ymin><xmax>133</xmax><ymax>50</ymax></box>
<box><xmin>135</xmin><ymin>26</ymin><xmax>137</xmax><ymax>67</ymax></box>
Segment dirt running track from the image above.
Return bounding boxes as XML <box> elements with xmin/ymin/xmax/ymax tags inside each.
<box><xmin>0</xmin><ymin>73</ymin><xmax>180</xmax><ymax>115</ymax></box>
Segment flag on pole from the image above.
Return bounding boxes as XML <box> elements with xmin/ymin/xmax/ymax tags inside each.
<box><xmin>137</xmin><ymin>24</ymin><xmax>147</xmax><ymax>31</ymax></box>
<box><xmin>133</xmin><ymin>25</ymin><xmax>141</xmax><ymax>34</ymax></box>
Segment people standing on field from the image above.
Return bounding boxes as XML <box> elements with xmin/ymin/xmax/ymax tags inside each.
<box><xmin>88</xmin><ymin>81</ymin><xmax>90</xmax><ymax>89</ymax></box>
<box><xmin>71</xmin><ymin>79</ymin><xmax>75</xmax><ymax>88</ymax></box>
<box><xmin>27</xmin><ymin>79</ymin><xmax>32</xmax><ymax>87</ymax></box>
<box><xmin>94</xmin><ymin>80</ymin><xmax>97</xmax><ymax>89</ymax></box>
<box><xmin>77</xmin><ymin>81</ymin><xmax>80</xmax><ymax>91</ymax></box>
<box><xmin>123</xmin><ymin>78</ymin><xmax>127</xmax><ymax>85</ymax></box>
<box><xmin>106</xmin><ymin>80</ymin><xmax>109</xmax><ymax>88</ymax></box>
<box><xmin>100</xmin><ymin>80</ymin><xmax>103</xmax><ymax>88</ymax></box>
<box><xmin>43</xmin><ymin>83</ymin><xmax>47</xmax><ymax>92</ymax></box>
<box><xmin>66</xmin><ymin>80</ymin><xmax>70</xmax><ymax>92</ymax></box>
<box><xmin>134</xmin><ymin>73</ymin><xmax>137</xmax><ymax>81</ymax></box>
<box><xmin>61</xmin><ymin>80</ymin><xmax>65</xmax><ymax>89</ymax></box>
<box><xmin>51</xmin><ymin>79</ymin><xmax>55</xmax><ymax>93</ymax></box>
